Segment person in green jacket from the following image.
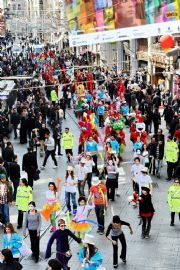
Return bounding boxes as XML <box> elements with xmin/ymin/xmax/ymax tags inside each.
<box><xmin>168</xmin><ymin>178</ymin><xmax>180</xmax><ymax>226</ymax></box>
<box><xmin>165</xmin><ymin>136</ymin><xmax>179</xmax><ymax>181</ymax></box>
<box><xmin>50</xmin><ymin>89</ymin><xmax>58</xmax><ymax>104</ymax></box>
<box><xmin>16</xmin><ymin>178</ymin><xmax>33</xmax><ymax>229</ymax></box>
<box><xmin>61</xmin><ymin>127</ymin><xmax>74</xmax><ymax>162</ymax></box>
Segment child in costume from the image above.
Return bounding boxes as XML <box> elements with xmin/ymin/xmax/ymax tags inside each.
<box><xmin>70</xmin><ymin>196</ymin><xmax>94</xmax><ymax>239</ymax></box>
<box><xmin>41</xmin><ymin>179</ymin><xmax>61</xmax><ymax>232</ymax></box>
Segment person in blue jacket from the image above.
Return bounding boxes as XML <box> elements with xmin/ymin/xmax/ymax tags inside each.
<box><xmin>79</xmin><ymin>234</ymin><xmax>103</xmax><ymax>270</ymax></box>
<box><xmin>97</xmin><ymin>101</ymin><xmax>105</xmax><ymax>128</ymax></box>
<box><xmin>133</xmin><ymin>136</ymin><xmax>143</xmax><ymax>153</ymax></box>
<box><xmin>3</xmin><ymin>223</ymin><xmax>22</xmax><ymax>261</ymax></box>
<box><xmin>85</xmin><ymin>136</ymin><xmax>98</xmax><ymax>173</ymax></box>
<box><xmin>45</xmin><ymin>218</ymin><xmax>81</xmax><ymax>270</ymax></box>
<box><xmin>110</xmin><ymin>136</ymin><xmax>119</xmax><ymax>154</ymax></box>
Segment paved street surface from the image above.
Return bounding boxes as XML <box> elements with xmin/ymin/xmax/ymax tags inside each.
<box><xmin>1</xmin><ymin>109</ymin><xmax>180</xmax><ymax>270</ymax></box>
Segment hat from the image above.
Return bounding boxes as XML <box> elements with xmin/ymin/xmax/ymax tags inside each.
<box><xmin>0</xmin><ymin>174</ymin><xmax>6</xmax><ymax>179</ymax></box>
<box><xmin>80</xmin><ymin>158</ymin><xmax>86</xmax><ymax>163</ymax></box>
<box><xmin>91</xmin><ymin>176</ymin><xmax>101</xmax><ymax>186</ymax></box>
<box><xmin>86</xmin><ymin>152</ymin><xmax>91</xmax><ymax>157</ymax></box>
<box><xmin>141</xmin><ymin>186</ymin><xmax>150</xmax><ymax>192</ymax></box>
<box><xmin>141</xmin><ymin>167</ymin><xmax>148</xmax><ymax>173</ymax></box>
<box><xmin>83</xmin><ymin>234</ymin><xmax>95</xmax><ymax>245</ymax></box>
<box><xmin>67</xmin><ymin>166</ymin><xmax>74</xmax><ymax>171</ymax></box>
<box><xmin>136</xmin><ymin>149</ymin><xmax>141</xmax><ymax>155</ymax></box>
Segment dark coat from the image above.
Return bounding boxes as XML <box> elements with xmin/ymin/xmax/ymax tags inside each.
<box><xmin>0</xmin><ymin>261</ymin><xmax>23</xmax><ymax>270</ymax></box>
<box><xmin>10</xmin><ymin>112</ymin><xmax>20</xmax><ymax>126</ymax></box>
<box><xmin>8</xmin><ymin>161</ymin><xmax>21</xmax><ymax>180</ymax></box>
<box><xmin>139</xmin><ymin>194</ymin><xmax>155</xmax><ymax>214</ymax></box>
<box><xmin>22</xmin><ymin>152</ymin><xmax>38</xmax><ymax>173</ymax></box>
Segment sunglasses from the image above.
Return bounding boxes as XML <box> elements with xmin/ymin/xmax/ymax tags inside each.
<box><xmin>58</xmin><ymin>224</ymin><xmax>66</xmax><ymax>227</ymax></box>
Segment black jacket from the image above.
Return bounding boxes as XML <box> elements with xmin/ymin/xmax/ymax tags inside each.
<box><xmin>8</xmin><ymin>161</ymin><xmax>21</xmax><ymax>180</ymax></box>
<box><xmin>0</xmin><ymin>261</ymin><xmax>22</xmax><ymax>270</ymax></box>
<box><xmin>139</xmin><ymin>194</ymin><xmax>155</xmax><ymax>214</ymax></box>
<box><xmin>11</xmin><ymin>112</ymin><xmax>20</xmax><ymax>126</ymax></box>
<box><xmin>22</xmin><ymin>152</ymin><xmax>38</xmax><ymax>173</ymax></box>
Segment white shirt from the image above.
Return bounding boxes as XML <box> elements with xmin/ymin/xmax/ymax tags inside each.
<box><xmin>138</xmin><ymin>174</ymin><xmax>152</xmax><ymax>193</ymax></box>
<box><xmin>131</xmin><ymin>164</ymin><xmax>144</xmax><ymax>183</ymax></box>
<box><xmin>75</xmin><ymin>164</ymin><xmax>88</xmax><ymax>181</ymax></box>
<box><xmin>85</xmin><ymin>160</ymin><xmax>94</xmax><ymax>173</ymax></box>
<box><xmin>46</xmin><ymin>190</ymin><xmax>58</xmax><ymax>204</ymax></box>
<box><xmin>65</xmin><ymin>175</ymin><xmax>76</xmax><ymax>193</ymax></box>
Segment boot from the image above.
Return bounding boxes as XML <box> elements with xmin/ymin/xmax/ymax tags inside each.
<box><xmin>145</xmin><ymin>225</ymin><xmax>151</xmax><ymax>238</ymax></box>
<box><xmin>141</xmin><ymin>226</ymin><xmax>146</xmax><ymax>239</ymax></box>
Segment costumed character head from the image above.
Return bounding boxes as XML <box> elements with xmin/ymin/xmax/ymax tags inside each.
<box><xmin>112</xmin><ymin>120</ymin><xmax>124</xmax><ymax>131</ymax></box>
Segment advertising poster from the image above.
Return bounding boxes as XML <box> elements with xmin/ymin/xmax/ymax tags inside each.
<box><xmin>0</xmin><ymin>0</ymin><xmax>5</xmax><ymax>35</ymax></box>
<box><xmin>65</xmin><ymin>0</ymin><xmax>180</xmax><ymax>46</ymax></box>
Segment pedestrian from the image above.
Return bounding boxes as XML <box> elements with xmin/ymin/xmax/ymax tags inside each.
<box><xmin>0</xmin><ymin>174</ymin><xmax>13</xmax><ymax>225</ymax></box>
<box><xmin>41</xmin><ymin>130</ymin><xmax>58</xmax><ymax>169</ymax></box>
<box><xmin>97</xmin><ymin>101</ymin><xmax>105</xmax><ymax>128</ymax></box>
<box><xmin>53</xmin><ymin>123</ymin><xmax>63</xmax><ymax>156</ymax></box>
<box><xmin>152</xmin><ymin>107</ymin><xmax>161</xmax><ymax>134</ymax></box>
<box><xmin>43</xmin><ymin>180</ymin><xmax>60</xmax><ymax>232</ymax></box>
<box><xmin>23</xmin><ymin>201</ymin><xmax>42</xmax><ymax>263</ymax></box>
<box><xmin>167</xmin><ymin>178</ymin><xmax>180</xmax><ymax>226</ymax></box>
<box><xmin>165</xmin><ymin>136</ymin><xmax>179</xmax><ymax>181</ymax></box>
<box><xmin>75</xmin><ymin>158</ymin><xmax>88</xmax><ymax>197</ymax></box>
<box><xmin>88</xmin><ymin>177</ymin><xmax>108</xmax><ymax>235</ymax></box>
<box><xmin>10</xmin><ymin>108</ymin><xmax>20</xmax><ymax>139</ymax></box>
<box><xmin>148</xmin><ymin>137</ymin><xmax>157</xmax><ymax>175</ymax></box>
<box><xmin>64</xmin><ymin>166</ymin><xmax>77</xmax><ymax>215</ymax></box>
<box><xmin>61</xmin><ymin>128</ymin><xmax>74</xmax><ymax>162</ymax></box>
<box><xmin>106</xmin><ymin>215</ymin><xmax>133</xmax><ymax>268</ymax></box>
<box><xmin>22</xmin><ymin>147</ymin><xmax>38</xmax><ymax>188</ymax></box>
<box><xmin>155</xmin><ymin>139</ymin><xmax>164</xmax><ymax>178</ymax></box>
<box><xmin>8</xmin><ymin>155</ymin><xmax>21</xmax><ymax>201</ymax></box>
<box><xmin>84</xmin><ymin>154</ymin><xmax>95</xmax><ymax>190</ymax></box>
<box><xmin>45</xmin><ymin>218</ymin><xmax>81</xmax><ymax>270</ymax></box>
<box><xmin>131</xmin><ymin>157</ymin><xmax>144</xmax><ymax>193</ymax></box>
<box><xmin>47</xmin><ymin>259</ymin><xmax>63</xmax><ymax>270</ymax></box>
<box><xmin>134</xmin><ymin>186</ymin><xmax>155</xmax><ymax>239</ymax></box>
<box><xmin>106</xmin><ymin>159</ymin><xmax>117</xmax><ymax>201</ymax></box>
<box><xmin>137</xmin><ymin>167</ymin><xmax>153</xmax><ymax>194</ymax></box>
<box><xmin>72</xmin><ymin>196</ymin><xmax>94</xmax><ymax>239</ymax></box>
<box><xmin>0</xmin><ymin>249</ymin><xmax>23</xmax><ymax>270</ymax></box>
<box><xmin>3</xmin><ymin>223</ymin><xmax>22</xmax><ymax>261</ymax></box>
<box><xmin>79</xmin><ymin>234</ymin><xmax>103</xmax><ymax>270</ymax></box>
<box><xmin>16</xmin><ymin>178</ymin><xmax>33</xmax><ymax>229</ymax></box>
<box><xmin>85</xmin><ymin>136</ymin><xmax>98</xmax><ymax>173</ymax></box>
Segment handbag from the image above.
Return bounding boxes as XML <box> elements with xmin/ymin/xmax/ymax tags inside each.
<box><xmin>19</xmin><ymin>240</ymin><xmax>32</xmax><ymax>256</ymax></box>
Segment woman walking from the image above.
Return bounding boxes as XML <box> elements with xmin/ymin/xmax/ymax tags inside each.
<box><xmin>16</xmin><ymin>178</ymin><xmax>33</xmax><ymax>229</ymax></box>
<box><xmin>134</xmin><ymin>186</ymin><xmax>155</xmax><ymax>239</ymax></box>
<box><xmin>106</xmin><ymin>215</ymin><xmax>133</xmax><ymax>268</ymax></box>
<box><xmin>23</xmin><ymin>201</ymin><xmax>42</xmax><ymax>263</ymax></box>
<box><xmin>64</xmin><ymin>166</ymin><xmax>77</xmax><ymax>216</ymax></box>
<box><xmin>3</xmin><ymin>223</ymin><xmax>22</xmax><ymax>262</ymax></box>
<box><xmin>79</xmin><ymin>234</ymin><xmax>103</xmax><ymax>270</ymax></box>
<box><xmin>106</xmin><ymin>159</ymin><xmax>117</xmax><ymax>201</ymax></box>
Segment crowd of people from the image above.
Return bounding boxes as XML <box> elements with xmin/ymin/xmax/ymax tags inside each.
<box><xmin>0</xmin><ymin>32</ymin><xmax>180</xmax><ymax>270</ymax></box>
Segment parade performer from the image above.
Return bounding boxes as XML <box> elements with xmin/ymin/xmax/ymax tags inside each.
<box><xmin>41</xmin><ymin>178</ymin><xmax>61</xmax><ymax>232</ymax></box>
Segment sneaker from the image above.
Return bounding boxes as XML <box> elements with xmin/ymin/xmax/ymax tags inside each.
<box><xmin>170</xmin><ymin>222</ymin><xmax>174</xmax><ymax>226</ymax></box>
<box><xmin>53</xmin><ymin>165</ymin><xmax>58</xmax><ymax>169</ymax></box>
<box><xmin>99</xmin><ymin>231</ymin><xmax>104</xmax><ymax>235</ymax></box>
<box><xmin>145</xmin><ymin>235</ymin><xmax>150</xmax><ymax>239</ymax></box>
<box><xmin>120</xmin><ymin>256</ymin><xmax>126</xmax><ymax>263</ymax></box>
<box><xmin>41</xmin><ymin>166</ymin><xmax>45</xmax><ymax>170</ymax></box>
<box><xmin>113</xmin><ymin>264</ymin><xmax>118</xmax><ymax>269</ymax></box>
<box><xmin>73</xmin><ymin>209</ymin><xmax>77</xmax><ymax>215</ymax></box>
<box><xmin>17</xmin><ymin>225</ymin><xmax>22</xmax><ymax>229</ymax></box>
<box><xmin>96</xmin><ymin>229</ymin><xmax>101</xmax><ymax>233</ymax></box>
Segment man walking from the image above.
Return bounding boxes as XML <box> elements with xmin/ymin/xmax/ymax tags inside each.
<box><xmin>10</xmin><ymin>108</ymin><xmax>20</xmax><ymax>139</ymax></box>
<box><xmin>41</xmin><ymin>130</ymin><xmax>58</xmax><ymax>169</ymax></box>
<box><xmin>22</xmin><ymin>147</ymin><xmax>38</xmax><ymax>188</ymax></box>
<box><xmin>61</xmin><ymin>128</ymin><xmax>74</xmax><ymax>162</ymax></box>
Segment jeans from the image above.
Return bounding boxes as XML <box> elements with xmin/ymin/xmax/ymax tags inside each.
<box><xmin>142</xmin><ymin>216</ymin><xmax>153</xmax><ymax>237</ymax></box>
<box><xmin>78</xmin><ymin>181</ymin><xmax>85</xmax><ymax>197</ymax></box>
<box><xmin>65</xmin><ymin>192</ymin><xmax>77</xmax><ymax>212</ymax></box>
<box><xmin>155</xmin><ymin>159</ymin><xmax>163</xmax><ymax>176</ymax></box>
<box><xmin>86</xmin><ymin>173</ymin><xmax>92</xmax><ymax>190</ymax></box>
<box><xmin>0</xmin><ymin>204</ymin><xmax>9</xmax><ymax>225</ymax></box>
<box><xmin>29</xmin><ymin>230</ymin><xmax>40</xmax><ymax>260</ymax></box>
<box><xmin>95</xmin><ymin>204</ymin><xmax>105</xmax><ymax>232</ymax></box>
<box><xmin>112</xmin><ymin>232</ymin><xmax>127</xmax><ymax>265</ymax></box>
<box><xmin>42</xmin><ymin>150</ymin><xmax>58</xmax><ymax>166</ymax></box>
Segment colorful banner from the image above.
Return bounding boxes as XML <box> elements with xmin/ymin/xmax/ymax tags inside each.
<box><xmin>65</xmin><ymin>0</ymin><xmax>180</xmax><ymax>47</ymax></box>
<box><xmin>0</xmin><ymin>0</ymin><xmax>5</xmax><ymax>35</ymax></box>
